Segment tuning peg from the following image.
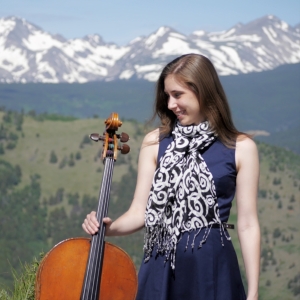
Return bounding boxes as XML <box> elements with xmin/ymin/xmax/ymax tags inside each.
<box><xmin>90</xmin><ymin>133</ymin><xmax>100</xmax><ymax>141</ymax></box>
<box><xmin>117</xmin><ymin>132</ymin><xmax>129</xmax><ymax>143</ymax></box>
<box><xmin>118</xmin><ymin>144</ymin><xmax>130</xmax><ymax>154</ymax></box>
<box><xmin>90</xmin><ymin>133</ymin><xmax>105</xmax><ymax>142</ymax></box>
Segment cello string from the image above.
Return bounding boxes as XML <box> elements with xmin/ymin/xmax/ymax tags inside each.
<box><xmin>84</xmin><ymin>159</ymin><xmax>108</xmax><ymax>299</ymax></box>
<box><xmin>96</xmin><ymin>157</ymin><xmax>115</xmax><ymax>297</ymax></box>
<box><xmin>86</xmin><ymin>157</ymin><xmax>114</xmax><ymax>299</ymax></box>
<box><xmin>91</xmin><ymin>158</ymin><xmax>112</xmax><ymax>297</ymax></box>
<box><xmin>94</xmin><ymin>158</ymin><xmax>113</xmax><ymax>297</ymax></box>
<box><xmin>81</xmin><ymin>157</ymin><xmax>114</xmax><ymax>299</ymax></box>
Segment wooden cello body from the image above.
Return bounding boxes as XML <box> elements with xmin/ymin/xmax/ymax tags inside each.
<box><xmin>35</xmin><ymin>113</ymin><xmax>138</xmax><ymax>300</ymax></box>
<box><xmin>35</xmin><ymin>239</ymin><xmax>137</xmax><ymax>299</ymax></box>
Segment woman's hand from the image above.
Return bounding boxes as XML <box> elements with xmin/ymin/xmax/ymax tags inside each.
<box><xmin>82</xmin><ymin>211</ymin><xmax>112</xmax><ymax>235</ymax></box>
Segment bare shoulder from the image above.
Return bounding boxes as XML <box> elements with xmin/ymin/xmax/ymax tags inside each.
<box><xmin>142</xmin><ymin>128</ymin><xmax>160</xmax><ymax>147</ymax></box>
<box><xmin>139</xmin><ymin>128</ymin><xmax>160</xmax><ymax>165</ymax></box>
<box><xmin>236</xmin><ymin>134</ymin><xmax>257</xmax><ymax>151</ymax></box>
<box><xmin>236</xmin><ymin>135</ymin><xmax>259</xmax><ymax>171</ymax></box>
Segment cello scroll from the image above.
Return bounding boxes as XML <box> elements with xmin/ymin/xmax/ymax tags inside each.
<box><xmin>89</xmin><ymin>112</ymin><xmax>130</xmax><ymax>161</ymax></box>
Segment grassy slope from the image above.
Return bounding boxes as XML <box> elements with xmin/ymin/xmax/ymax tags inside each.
<box><xmin>1</xmin><ymin>113</ymin><xmax>142</xmax><ymax>201</ymax></box>
<box><xmin>0</xmin><ymin>112</ymin><xmax>299</xmax><ymax>299</ymax></box>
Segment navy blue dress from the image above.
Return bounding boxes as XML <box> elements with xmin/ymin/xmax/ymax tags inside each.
<box><xmin>136</xmin><ymin>137</ymin><xmax>246</xmax><ymax>300</ymax></box>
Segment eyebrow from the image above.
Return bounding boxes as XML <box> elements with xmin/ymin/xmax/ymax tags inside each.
<box><xmin>164</xmin><ymin>89</ymin><xmax>183</xmax><ymax>93</ymax></box>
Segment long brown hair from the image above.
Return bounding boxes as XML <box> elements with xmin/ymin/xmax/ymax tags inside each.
<box><xmin>152</xmin><ymin>54</ymin><xmax>245</xmax><ymax>147</ymax></box>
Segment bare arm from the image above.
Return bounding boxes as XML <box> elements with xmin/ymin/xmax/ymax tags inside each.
<box><xmin>82</xmin><ymin>129</ymin><xmax>159</xmax><ymax>236</ymax></box>
<box><xmin>235</xmin><ymin>136</ymin><xmax>260</xmax><ymax>300</ymax></box>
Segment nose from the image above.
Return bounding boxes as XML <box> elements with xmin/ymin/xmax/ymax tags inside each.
<box><xmin>167</xmin><ymin>97</ymin><xmax>177</xmax><ymax>110</ymax></box>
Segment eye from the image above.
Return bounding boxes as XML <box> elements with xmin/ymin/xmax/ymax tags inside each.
<box><xmin>174</xmin><ymin>92</ymin><xmax>182</xmax><ymax>99</ymax></box>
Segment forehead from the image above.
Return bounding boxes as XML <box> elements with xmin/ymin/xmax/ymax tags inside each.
<box><xmin>164</xmin><ymin>75</ymin><xmax>186</xmax><ymax>91</ymax></box>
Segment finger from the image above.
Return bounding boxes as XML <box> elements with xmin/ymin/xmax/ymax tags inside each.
<box><xmin>82</xmin><ymin>221</ymin><xmax>94</xmax><ymax>235</ymax></box>
<box><xmin>82</xmin><ymin>222</ymin><xmax>93</xmax><ymax>235</ymax></box>
<box><xmin>103</xmin><ymin>217</ymin><xmax>112</xmax><ymax>225</ymax></box>
<box><xmin>87</xmin><ymin>212</ymin><xmax>99</xmax><ymax>227</ymax></box>
<box><xmin>84</xmin><ymin>223</ymin><xmax>97</xmax><ymax>235</ymax></box>
<box><xmin>83</xmin><ymin>217</ymin><xmax>99</xmax><ymax>235</ymax></box>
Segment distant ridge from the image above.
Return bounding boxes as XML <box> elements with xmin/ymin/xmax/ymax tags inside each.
<box><xmin>0</xmin><ymin>62</ymin><xmax>299</xmax><ymax>152</ymax></box>
<box><xmin>0</xmin><ymin>15</ymin><xmax>299</xmax><ymax>83</ymax></box>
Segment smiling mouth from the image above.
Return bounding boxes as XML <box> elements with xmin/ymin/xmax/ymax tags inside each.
<box><xmin>175</xmin><ymin>110</ymin><xmax>185</xmax><ymax>117</ymax></box>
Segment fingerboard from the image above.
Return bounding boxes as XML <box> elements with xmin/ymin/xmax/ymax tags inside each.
<box><xmin>80</xmin><ymin>157</ymin><xmax>114</xmax><ymax>300</ymax></box>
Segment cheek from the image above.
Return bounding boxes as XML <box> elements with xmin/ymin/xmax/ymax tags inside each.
<box><xmin>192</xmin><ymin>101</ymin><xmax>201</xmax><ymax>112</ymax></box>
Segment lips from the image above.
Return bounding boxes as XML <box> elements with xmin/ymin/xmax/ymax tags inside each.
<box><xmin>175</xmin><ymin>110</ymin><xmax>185</xmax><ymax>117</ymax></box>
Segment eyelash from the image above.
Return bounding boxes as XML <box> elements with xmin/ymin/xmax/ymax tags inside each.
<box><xmin>165</xmin><ymin>93</ymin><xmax>181</xmax><ymax>99</ymax></box>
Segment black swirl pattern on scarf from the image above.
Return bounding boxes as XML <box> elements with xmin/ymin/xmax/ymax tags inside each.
<box><xmin>144</xmin><ymin>121</ymin><xmax>221</xmax><ymax>269</ymax></box>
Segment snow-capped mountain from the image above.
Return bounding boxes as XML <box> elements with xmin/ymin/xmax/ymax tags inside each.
<box><xmin>0</xmin><ymin>15</ymin><xmax>299</xmax><ymax>83</ymax></box>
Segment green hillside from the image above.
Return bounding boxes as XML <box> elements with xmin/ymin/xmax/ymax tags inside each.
<box><xmin>0</xmin><ymin>110</ymin><xmax>299</xmax><ymax>299</ymax></box>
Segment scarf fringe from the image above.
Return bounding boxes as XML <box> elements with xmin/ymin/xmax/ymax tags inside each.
<box><xmin>144</xmin><ymin>222</ymin><xmax>231</xmax><ymax>270</ymax></box>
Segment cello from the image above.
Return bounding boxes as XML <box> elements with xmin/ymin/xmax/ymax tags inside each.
<box><xmin>35</xmin><ymin>113</ymin><xmax>138</xmax><ymax>300</ymax></box>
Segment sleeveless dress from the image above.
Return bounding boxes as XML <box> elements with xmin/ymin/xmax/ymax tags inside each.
<box><xmin>136</xmin><ymin>136</ymin><xmax>246</xmax><ymax>300</ymax></box>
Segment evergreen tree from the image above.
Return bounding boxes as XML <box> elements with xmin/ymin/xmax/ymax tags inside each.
<box><xmin>49</xmin><ymin>150</ymin><xmax>58</xmax><ymax>163</ymax></box>
<box><xmin>59</xmin><ymin>156</ymin><xmax>68</xmax><ymax>169</ymax></box>
<box><xmin>68</xmin><ymin>153</ymin><xmax>75</xmax><ymax>167</ymax></box>
<box><xmin>75</xmin><ymin>151</ymin><xmax>81</xmax><ymax>160</ymax></box>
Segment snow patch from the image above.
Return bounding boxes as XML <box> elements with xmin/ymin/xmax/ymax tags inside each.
<box><xmin>255</xmin><ymin>46</ymin><xmax>267</xmax><ymax>56</ymax></box>
<box><xmin>280</xmin><ymin>21</ymin><xmax>289</xmax><ymax>31</ymax></box>
<box><xmin>63</xmin><ymin>43</ymin><xmax>129</xmax><ymax>66</ymax></box>
<box><xmin>143</xmin><ymin>72</ymin><xmax>160</xmax><ymax>81</ymax></box>
<box><xmin>0</xmin><ymin>46</ymin><xmax>29</xmax><ymax>74</ymax></box>
<box><xmin>170</xmin><ymin>32</ymin><xmax>186</xmax><ymax>40</ymax></box>
<box><xmin>219</xmin><ymin>46</ymin><xmax>245</xmax><ymax>71</ymax></box>
<box><xmin>0</xmin><ymin>19</ymin><xmax>15</xmax><ymax>36</ymax></box>
<box><xmin>145</xmin><ymin>27</ymin><xmax>170</xmax><ymax>48</ymax></box>
<box><xmin>119</xmin><ymin>69</ymin><xmax>135</xmax><ymax>79</ymax></box>
<box><xmin>268</xmin><ymin>27</ymin><xmax>277</xmax><ymax>38</ymax></box>
<box><xmin>213</xmin><ymin>28</ymin><xmax>236</xmax><ymax>40</ymax></box>
<box><xmin>210</xmin><ymin>34</ymin><xmax>261</xmax><ymax>42</ymax></box>
<box><xmin>192</xmin><ymin>30</ymin><xmax>206</xmax><ymax>37</ymax></box>
<box><xmin>262</xmin><ymin>27</ymin><xmax>279</xmax><ymax>44</ymax></box>
<box><xmin>23</xmin><ymin>32</ymin><xmax>63</xmax><ymax>51</ymax></box>
<box><xmin>193</xmin><ymin>39</ymin><xmax>214</xmax><ymax>49</ymax></box>
<box><xmin>153</xmin><ymin>37</ymin><xmax>200</xmax><ymax>58</ymax></box>
<box><xmin>134</xmin><ymin>64</ymin><xmax>163</xmax><ymax>73</ymax></box>
<box><xmin>129</xmin><ymin>36</ymin><xmax>143</xmax><ymax>44</ymax></box>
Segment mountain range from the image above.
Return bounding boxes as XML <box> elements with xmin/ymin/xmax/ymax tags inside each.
<box><xmin>0</xmin><ymin>15</ymin><xmax>299</xmax><ymax>83</ymax></box>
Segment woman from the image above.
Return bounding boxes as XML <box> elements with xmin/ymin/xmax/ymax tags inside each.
<box><xmin>82</xmin><ymin>54</ymin><xmax>260</xmax><ymax>300</ymax></box>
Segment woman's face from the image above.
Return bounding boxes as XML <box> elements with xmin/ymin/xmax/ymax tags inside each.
<box><xmin>164</xmin><ymin>75</ymin><xmax>205</xmax><ymax>126</ymax></box>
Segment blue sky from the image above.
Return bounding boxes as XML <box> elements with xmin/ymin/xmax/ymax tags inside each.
<box><xmin>0</xmin><ymin>0</ymin><xmax>299</xmax><ymax>45</ymax></box>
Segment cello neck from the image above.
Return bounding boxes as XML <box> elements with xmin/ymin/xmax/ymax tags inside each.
<box><xmin>80</xmin><ymin>157</ymin><xmax>115</xmax><ymax>300</ymax></box>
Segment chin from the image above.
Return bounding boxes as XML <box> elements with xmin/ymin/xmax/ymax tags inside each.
<box><xmin>178</xmin><ymin>120</ymin><xmax>192</xmax><ymax>126</ymax></box>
